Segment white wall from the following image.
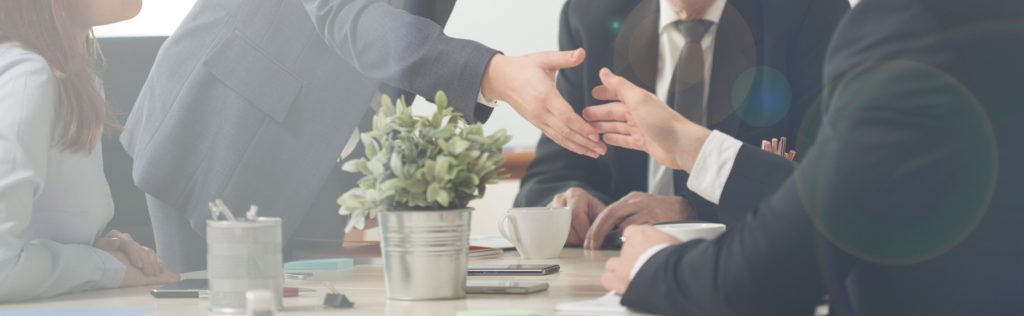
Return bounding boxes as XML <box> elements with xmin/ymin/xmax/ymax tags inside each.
<box><xmin>96</xmin><ymin>0</ymin><xmax>859</xmax><ymax>150</ymax></box>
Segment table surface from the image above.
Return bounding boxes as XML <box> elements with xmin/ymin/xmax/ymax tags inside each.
<box><xmin>4</xmin><ymin>249</ymin><xmax>631</xmax><ymax>315</ymax></box>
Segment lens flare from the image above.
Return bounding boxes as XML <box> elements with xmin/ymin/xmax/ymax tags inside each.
<box><xmin>796</xmin><ymin>60</ymin><xmax>998</xmax><ymax>266</ymax></box>
<box><xmin>731</xmin><ymin>67</ymin><xmax>793</xmax><ymax>127</ymax></box>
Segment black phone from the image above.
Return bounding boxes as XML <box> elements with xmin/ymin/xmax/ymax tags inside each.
<box><xmin>150</xmin><ymin>279</ymin><xmax>208</xmax><ymax>299</ymax></box>
<box><xmin>467</xmin><ymin>264</ymin><xmax>560</xmax><ymax>276</ymax></box>
<box><xmin>465</xmin><ymin>280</ymin><xmax>549</xmax><ymax>294</ymax></box>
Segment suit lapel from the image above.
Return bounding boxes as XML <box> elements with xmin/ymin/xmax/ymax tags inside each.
<box><xmin>613</xmin><ymin>0</ymin><xmax>659</xmax><ymax>93</ymax></box>
<box><xmin>707</xmin><ymin>1</ymin><xmax>759</xmax><ymax>134</ymax></box>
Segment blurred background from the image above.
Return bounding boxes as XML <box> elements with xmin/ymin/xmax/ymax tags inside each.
<box><xmin>94</xmin><ymin>0</ymin><xmax>861</xmax><ymax>243</ymax></box>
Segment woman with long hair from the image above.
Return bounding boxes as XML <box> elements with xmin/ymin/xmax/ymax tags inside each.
<box><xmin>0</xmin><ymin>0</ymin><xmax>178</xmax><ymax>302</ymax></box>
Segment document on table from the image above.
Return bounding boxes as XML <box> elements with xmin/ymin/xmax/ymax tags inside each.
<box><xmin>470</xmin><ymin>234</ymin><xmax>516</xmax><ymax>249</ymax></box>
<box><xmin>555</xmin><ymin>291</ymin><xmax>631</xmax><ymax>314</ymax></box>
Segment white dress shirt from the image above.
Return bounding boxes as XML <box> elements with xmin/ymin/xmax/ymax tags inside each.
<box><xmin>0</xmin><ymin>42</ymin><xmax>124</xmax><ymax>302</ymax></box>
<box><xmin>632</xmin><ymin>0</ymin><xmax>736</xmax><ymax>282</ymax></box>
<box><xmin>648</xmin><ymin>0</ymin><xmax>728</xmax><ymax>196</ymax></box>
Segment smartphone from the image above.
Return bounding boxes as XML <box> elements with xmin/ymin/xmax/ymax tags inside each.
<box><xmin>465</xmin><ymin>280</ymin><xmax>549</xmax><ymax>294</ymax></box>
<box><xmin>151</xmin><ymin>279</ymin><xmax>208</xmax><ymax>298</ymax></box>
<box><xmin>467</xmin><ymin>264</ymin><xmax>560</xmax><ymax>276</ymax></box>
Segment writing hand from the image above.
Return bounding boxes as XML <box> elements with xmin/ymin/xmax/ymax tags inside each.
<box><xmin>481</xmin><ymin>49</ymin><xmax>607</xmax><ymax>158</ymax></box>
<box><xmin>602</xmin><ymin>225</ymin><xmax>681</xmax><ymax>295</ymax></box>
<box><xmin>584</xmin><ymin>192</ymin><xmax>693</xmax><ymax>250</ymax></box>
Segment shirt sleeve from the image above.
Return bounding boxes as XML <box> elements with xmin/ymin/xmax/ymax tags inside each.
<box><xmin>685</xmin><ymin>130</ymin><xmax>743</xmax><ymax>205</ymax></box>
<box><xmin>630</xmin><ymin>243</ymin><xmax>672</xmax><ymax>280</ymax></box>
<box><xmin>0</xmin><ymin>53</ymin><xmax>124</xmax><ymax>303</ymax></box>
<box><xmin>477</xmin><ymin>92</ymin><xmax>499</xmax><ymax>108</ymax></box>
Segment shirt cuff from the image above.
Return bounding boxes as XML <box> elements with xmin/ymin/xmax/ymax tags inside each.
<box><xmin>477</xmin><ymin>92</ymin><xmax>499</xmax><ymax>108</ymax></box>
<box><xmin>629</xmin><ymin>243</ymin><xmax>672</xmax><ymax>280</ymax></box>
<box><xmin>686</xmin><ymin>130</ymin><xmax>743</xmax><ymax>205</ymax></box>
<box><xmin>91</xmin><ymin>248</ymin><xmax>126</xmax><ymax>289</ymax></box>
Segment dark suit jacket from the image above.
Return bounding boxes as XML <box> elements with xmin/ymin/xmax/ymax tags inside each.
<box><xmin>623</xmin><ymin>0</ymin><xmax>1024</xmax><ymax>315</ymax></box>
<box><xmin>514</xmin><ymin>0</ymin><xmax>849</xmax><ymax>224</ymax></box>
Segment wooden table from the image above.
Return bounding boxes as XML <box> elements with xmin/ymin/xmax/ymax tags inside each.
<box><xmin>3</xmin><ymin>249</ymin><xmax>629</xmax><ymax>315</ymax></box>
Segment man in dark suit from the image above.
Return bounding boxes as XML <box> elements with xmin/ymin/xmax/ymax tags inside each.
<box><xmin>585</xmin><ymin>0</ymin><xmax>1024</xmax><ymax>314</ymax></box>
<box><xmin>514</xmin><ymin>0</ymin><xmax>849</xmax><ymax>249</ymax></box>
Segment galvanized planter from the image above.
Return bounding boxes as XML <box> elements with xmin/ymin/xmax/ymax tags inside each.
<box><xmin>379</xmin><ymin>208</ymin><xmax>472</xmax><ymax>300</ymax></box>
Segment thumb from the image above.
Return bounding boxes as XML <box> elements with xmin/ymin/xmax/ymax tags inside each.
<box><xmin>534</xmin><ymin>48</ymin><xmax>585</xmax><ymax>69</ymax></box>
<box><xmin>598</xmin><ymin>68</ymin><xmax>641</xmax><ymax>99</ymax></box>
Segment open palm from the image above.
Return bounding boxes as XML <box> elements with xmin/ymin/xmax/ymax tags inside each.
<box><xmin>583</xmin><ymin>68</ymin><xmax>706</xmax><ymax>171</ymax></box>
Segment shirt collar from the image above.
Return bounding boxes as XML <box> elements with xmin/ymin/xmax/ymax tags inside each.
<box><xmin>658</xmin><ymin>0</ymin><xmax>728</xmax><ymax>34</ymax></box>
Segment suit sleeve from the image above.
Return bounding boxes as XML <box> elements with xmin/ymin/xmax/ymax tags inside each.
<box><xmin>299</xmin><ymin>0</ymin><xmax>498</xmax><ymax>122</ymax></box>
<box><xmin>515</xmin><ymin>0</ymin><xmax>614</xmax><ymax>206</ymax></box>
<box><xmin>787</xmin><ymin>0</ymin><xmax>850</xmax><ymax>152</ymax></box>
<box><xmin>705</xmin><ymin>0</ymin><xmax>849</xmax><ymax>225</ymax></box>
<box><xmin>622</xmin><ymin>53</ymin><xmax>982</xmax><ymax>315</ymax></box>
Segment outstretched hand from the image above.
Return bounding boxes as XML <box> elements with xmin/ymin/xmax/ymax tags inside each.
<box><xmin>583</xmin><ymin>68</ymin><xmax>710</xmax><ymax>172</ymax></box>
<box><xmin>481</xmin><ymin>49</ymin><xmax>607</xmax><ymax>158</ymax></box>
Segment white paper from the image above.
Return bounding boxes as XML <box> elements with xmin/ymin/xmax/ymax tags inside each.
<box><xmin>470</xmin><ymin>234</ymin><xmax>516</xmax><ymax>249</ymax></box>
<box><xmin>555</xmin><ymin>291</ymin><xmax>630</xmax><ymax>314</ymax></box>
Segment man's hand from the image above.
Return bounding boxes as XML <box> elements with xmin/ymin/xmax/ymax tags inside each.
<box><xmin>602</xmin><ymin>225</ymin><xmax>681</xmax><ymax>294</ymax></box>
<box><xmin>583</xmin><ymin>68</ymin><xmax>710</xmax><ymax>172</ymax></box>
<box><xmin>584</xmin><ymin>192</ymin><xmax>694</xmax><ymax>250</ymax></box>
<box><xmin>481</xmin><ymin>49</ymin><xmax>607</xmax><ymax>158</ymax></box>
<box><xmin>95</xmin><ymin>230</ymin><xmax>165</xmax><ymax>277</ymax></box>
<box><xmin>106</xmin><ymin>250</ymin><xmax>180</xmax><ymax>288</ymax></box>
<box><xmin>549</xmin><ymin>187</ymin><xmax>607</xmax><ymax>247</ymax></box>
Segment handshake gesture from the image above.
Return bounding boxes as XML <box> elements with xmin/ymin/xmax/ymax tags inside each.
<box><xmin>482</xmin><ymin>49</ymin><xmax>607</xmax><ymax>158</ymax></box>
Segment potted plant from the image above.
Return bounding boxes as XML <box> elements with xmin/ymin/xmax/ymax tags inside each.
<box><xmin>338</xmin><ymin>91</ymin><xmax>510</xmax><ymax>300</ymax></box>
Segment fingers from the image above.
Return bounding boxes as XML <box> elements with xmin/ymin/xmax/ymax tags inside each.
<box><xmin>582</xmin><ymin>103</ymin><xmax>631</xmax><ymax>123</ymax></box>
<box><xmin>585</xmin><ymin>202</ymin><xmax>634</xmax><ymax>250</ymax></box>
<box><xmin>598</xmin><ymin>68</ymin><xmax>644</xmax><ymax>104</ymax></box>
<box><xmin>548</xmin><ymin>193</ymin><xmax>568</xmax><ymax>208</ymax></box>
<box><xmin>533</xmin><ymin>48</ymin><xmax>586</xmax><ymax>69</ymax></box>
<box><xmin>565</xmin><ymin>188</ymin><xmax>595</xmax><ymax>247</ymax></box>
<box><xmin>544</xmin><ymin>95</ymin><xmax>606</xmax><ymax>157</ymax></box>
<box><xmin>150</xmin><ymin>271</ymin><xmax>181</xmax><ymax>285</ymax></box>
<box><xmin>591</xmin><ymin>85</ymin><xmax>618</xmax><ymax>101</ymax></box>
<box><xmin>601</xmin><ymin>134</ymin><xmax>645</xmax><ymax>152</ymax></box>
<box><xmin>94</xmin><ymin>236</ymin><xmax>121</xmax><ymax>251</ymax></box>
<box><xmin>602</xmin><ymin>257</ymin><xmax>628</xmax><ymax>294</ymax></box>
<box><xmin>590</xmin><ymin>122</ymin><xmax>633</xmax><ymax>136</ymax></box>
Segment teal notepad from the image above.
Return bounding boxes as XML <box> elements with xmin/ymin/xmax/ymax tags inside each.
<box><xmin>284</xmin><ymin>258</ymin><xmax>354</xmax><ymax>271</ymax></box>
<box><xmin>457</xmin><ymin>310</ymin><xmax>541</xmax><ymax>316</ymax></box>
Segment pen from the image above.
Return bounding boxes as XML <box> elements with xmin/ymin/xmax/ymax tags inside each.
<box><xmin>283</xmin><ymin>287</ymin><xmax>316</xmax><ymax>298</ymax></box>
<box><xmin>214</xmin><ymin>199</ymin><xmax>236</xmax><ymax>222</ymax></box>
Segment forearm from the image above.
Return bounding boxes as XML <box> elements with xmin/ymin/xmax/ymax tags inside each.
<box><xmin>0</xmin><ymin>240</ymin><xmax>125</xmax><ymax>303</ymax></box>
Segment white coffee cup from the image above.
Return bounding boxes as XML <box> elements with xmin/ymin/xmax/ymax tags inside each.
<box><xmin>653</xmin><ymin>222</ymin><xmax>727</xmax><ymax>243</ymax></box>
<box><xmin>498</xmin><ymin>207</ymin><xmax>571</xmax><ymax>259</ymax></box>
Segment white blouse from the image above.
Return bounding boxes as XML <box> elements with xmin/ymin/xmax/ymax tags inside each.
<box><xmin>0</xmin><ymin>42</ymin><xmax>124</xmax><ymax>302</ymax></box>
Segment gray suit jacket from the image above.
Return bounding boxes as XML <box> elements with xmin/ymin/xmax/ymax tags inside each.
<box><xmin>121</xmin><ymin>0</ymin><xmax>497</xmax><ymax>237</ymax></box>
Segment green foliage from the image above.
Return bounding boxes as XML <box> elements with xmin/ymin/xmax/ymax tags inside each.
<box><xmin>337</xmin><ymin>91</ymin><xmax>512</xmax><ymax>231</ymax></box>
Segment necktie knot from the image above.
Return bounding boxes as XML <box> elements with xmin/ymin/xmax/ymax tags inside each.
<box><xmin>676</xmin><ymin>20</ymin><xmax>712</xmax><ymax>44</ymax></box>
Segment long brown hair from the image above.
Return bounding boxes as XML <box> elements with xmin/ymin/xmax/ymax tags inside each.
<box><xmin>0</xmin><ymin>0</ymin><xmax>112</xmax><ymax>153</ymax></box>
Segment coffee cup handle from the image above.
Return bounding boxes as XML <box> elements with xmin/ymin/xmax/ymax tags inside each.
<box><xmin>498</xmin><ymin>215</ymin><xmax>522</xmax><ymax>249</ymax></box>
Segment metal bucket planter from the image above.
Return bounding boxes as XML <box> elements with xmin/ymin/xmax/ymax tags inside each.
<box><xmin>379</xmin><ymin>208</ymin><xmax>472</xmax><ymax>300</ymax></box>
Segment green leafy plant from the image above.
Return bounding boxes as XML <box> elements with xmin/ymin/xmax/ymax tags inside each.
<box><xmin>337</xmin><ymin>91</ymin><xmax>512</xmax><ymax>231</ymax></box>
